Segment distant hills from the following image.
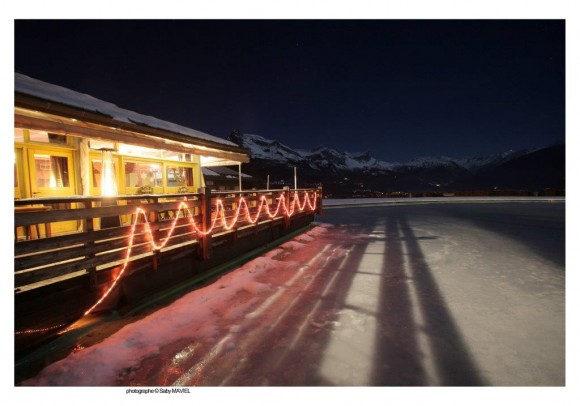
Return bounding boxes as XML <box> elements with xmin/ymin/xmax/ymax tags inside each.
<box><xmin>228</xmin><ymin>131</ymin><xmax>565</xmax><ymax>197</ymax></box>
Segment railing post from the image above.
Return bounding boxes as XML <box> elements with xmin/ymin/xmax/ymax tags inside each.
<box><xmin>151</xmin><ymin>196</ymin><xmax>160</xmax><ymax>270</ymax></box>
<box><xmin>84</xmin><ymin>200</ymin><xmax>98</xmax><ymax>289</ymax></box>
<box><xmin>317</xmin><ymin>186</ymin><xmax>324</xmax><ymax>215</ymax></box>
<box><xmin>198</xmin><ymin>187</ymin><xmax>212</xmax><ymax>260</ymax></box>
<box><xmin>252</xmin><ymin>192</ymin><xmax>259</xmax><ymax>235</ymax></box>
<box><xmin>283</xmin><ymin>186</ymin><xmax>291</xmax><ymax>228</ymax></box>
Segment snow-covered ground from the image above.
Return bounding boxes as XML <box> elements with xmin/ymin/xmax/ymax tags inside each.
<box><xmin>22</xmin><ymin>225</ymin><xmax>339</xmax><ymax>386</ymax></box>
<box><xmin>21</xmin><ymin>202</ymin><xmax>565</xmax><ymax>387</ymax></box>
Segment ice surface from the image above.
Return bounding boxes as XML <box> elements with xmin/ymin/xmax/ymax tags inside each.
<box><xmin>323</xmin><ymin>196</ymin><xmax>565</xmax><ymax>208</ymax></box>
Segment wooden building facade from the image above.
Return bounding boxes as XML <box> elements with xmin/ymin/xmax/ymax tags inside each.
<box><xmin>14</xmin><ymin>73</ymin><xmax>249</xmax><ymax>237</ymax></box>
<box><xmin>14</xmin><ymin>74</ymin><xmax>321</xmax><ymax>352</ymax></box>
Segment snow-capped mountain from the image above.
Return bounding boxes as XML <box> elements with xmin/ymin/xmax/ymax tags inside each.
<box><xmin>299</xmin><ymin>146</ymin><xmax>398</xmax><ymax>171</ymax></box>
<box><xmin>228</xmin><ymin>130</ymin><xmax>529</xmax><ymax>173</ymax></box>
<box><xmin>227</xmin><ymin>131</ymin><xmax>563</xmax><ymax>197</ymax></box>
<box><xmin>229</xmin><ymin>131</ymin><xmax>398</xmax><ymax>172</ymax></box>
<box><xmin>229</xmin><ymin>132</ymin><xmax>306</xmax><ymax>163</ymax></box>
<box><xmin>344</xmin><ymin>151</ymin><xmax>400</xmax><ymax>170</ymax></box>
<box><xmin>454</xmin><ymin>149</ymin><xmax>535</xmax><ymax>171</ymax></box>
<box><xmin>399</xmin><ymin>155</ymin><xmax>465</xmax><ymax>169</ymax></box>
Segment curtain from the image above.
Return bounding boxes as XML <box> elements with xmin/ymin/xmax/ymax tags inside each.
<box><xmin>79</xmin><ymin>140</ymin><xmax>90</xmax><ymax>196</ymax></box>
<box><xmin>50</xmin><ymin>156</ymin><xmax>68</xmax><ymax>187</ymax></box>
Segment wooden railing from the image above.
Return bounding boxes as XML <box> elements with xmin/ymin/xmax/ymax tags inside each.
<box><xmin>14</xmin><ymin>187</ymin><xmax>322</xmax><ymax>292</ymax></box>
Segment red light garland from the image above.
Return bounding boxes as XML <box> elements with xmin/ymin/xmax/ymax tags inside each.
<box><xmin>15</xmin><ymin>323</ymin><xmax>68</xmax><ymax>336</ymax></box>
<box><xmin>17</xmin><ymin>191</ymin><xmax>318</xmax><ymax>335</ymax></box>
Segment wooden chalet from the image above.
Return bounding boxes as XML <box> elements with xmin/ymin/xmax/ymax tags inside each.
<box><xmin>15</xmin><ymin>73</ymin><xmax>249</xmax><ymax>223</ymax></box>
<box><xmin>13</xmin><ymin>74</ymin><xmax>321</xmax><ymax>353</ymax></box>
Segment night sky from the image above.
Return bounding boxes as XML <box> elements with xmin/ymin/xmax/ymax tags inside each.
<box><xmin>14</xmin><ymin>20</ymin><xmax>564</xmax><ymax>162</ymax></box>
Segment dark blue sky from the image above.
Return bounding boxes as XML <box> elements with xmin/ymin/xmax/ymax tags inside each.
<box><xmin>14</xmin><ymin>20</ymin><xmax>564</xmax><ymax>162</ymax></box>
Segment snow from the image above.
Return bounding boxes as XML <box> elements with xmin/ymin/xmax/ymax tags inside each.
<box><xmin>236</xmin><ymin>133</ymin><xmax>305</xmax><ymax>163</ymax></box>
<box><xmin>19</xmin><ymin>203</ymin><xmax>564</xmax><ymax>386</ymax></box>
<box><xmin>308</xmin><ymin>223</ymin><xmax>333</xmax><ymax>233</ymax></box>
<box><xmin>231</xmin><ymin>131</ymin><xmax>532</xmax><ymax>173</ymax></box>
<box><xmin>201</xmin><ymin>168</ymin><xmax>221</xmax><ymax>177</ymax></box>
<box><xmin>236</xmin><ymin>134</ymin><xmax>399</xmax><ymax>171</ymax></box>
<box><xmin>15</xmin><ymin>73</ymin><xmax>238</xmax><ymax>148</ymax></box>
<box><xmin>279</xmin><ymin>240</ymin><xmax>307</xmax><ymax>250</ymax></box>
<box><xmin>345</xmin><ymin>151</ymin><xmax>399</xmax><ymax>170</ymax></box>
<box><xmin>403</xmin><ymin>155</ymin><xmax>461</xmax><ymax>168</ymax></box>
<box><xmin>22</xmin><ymin>225</ymin><xmax>333</xmax><ymax>386</ymax></box>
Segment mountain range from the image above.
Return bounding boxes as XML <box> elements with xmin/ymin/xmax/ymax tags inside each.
<box><xmin>228</xmin><ymin>131</ymin><xmax>565</xmax><ymax>197</ymax></box>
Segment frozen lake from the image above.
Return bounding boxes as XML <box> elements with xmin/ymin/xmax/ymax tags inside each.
<box><xmin>22</xmin><ymin>202</ymin><xmax>565</xmax><ymax>386</ymax></box>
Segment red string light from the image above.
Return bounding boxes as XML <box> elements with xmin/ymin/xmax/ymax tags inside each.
<box><xmin>15</xmin><ymin>323</ymin><xmax>68</xmax><ymax>335</ymax></box>
<box><xmin>17</xmin><ymin>191</ymin><xmax>318</xmax><ymax>335</ymax></box>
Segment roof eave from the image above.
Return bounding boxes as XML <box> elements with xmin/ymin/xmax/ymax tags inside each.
<box><xmin>14</xmin><ymin>92</ymin><xmax>249</xmax><ymax>157</ymax></box>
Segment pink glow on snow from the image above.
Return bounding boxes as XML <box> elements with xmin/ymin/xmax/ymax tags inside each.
<box><xmin>23</xmin><ymin>225</ymin><xmax>333</xmax><ymax>386</ymax></box>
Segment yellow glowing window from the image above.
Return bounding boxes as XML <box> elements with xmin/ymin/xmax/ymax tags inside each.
<box><xmin>166</xmin><ymin>166</ymin><xmax>194</xmax><ymax>187</ymax></box>
<box><xmin>92</xmin><ymin>160</ymin><xmax>118</xmax><ymax>188</ymax></box>
<box><xmin>29</xmin><ymin>130</ymin><xmax>68</xmax><ymax>145</ymax></box>
<box><xmin>124</xmin><ymin>161</ymin><xmax>162</xmax><ymax>188</ymax></box>
<box><xmin>34</xmin><ymin>154</ymin><xmax>70</xmax><ymax>188</ymax></box>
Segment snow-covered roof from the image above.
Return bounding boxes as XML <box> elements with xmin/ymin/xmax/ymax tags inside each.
<box><xmin>202</xmin><ymin>166</ymin><xmax>252</xmax><ymax>178</ymax></box>
<box><xmin>201</xmin><ymin>168</ymin><xmax>221</xmax><ymax>177</ymax></box>
<box><xmin>15</xmin><ymin>73</ymin><xmax>238</xmax><ymax>148</ymax></box>
<box><xmin>207</xmin><ymin>166</ymin><xmax>252</xmax><ymax>178</ymax></box>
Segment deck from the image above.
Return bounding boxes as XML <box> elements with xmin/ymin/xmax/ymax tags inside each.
<box><xmin>14</xmin><ymin>187</ymin><xmax>322</xmax><ymax>350</ymax></box>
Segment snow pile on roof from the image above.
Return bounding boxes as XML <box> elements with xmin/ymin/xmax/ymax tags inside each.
<box><xmin>22</xmin><ymin>225</ymin><xmax>331</xmax><ymax>386</ymax></box>
<box><xmin>15</xmin><ymin>73</ymin><xmax>238</xmax><ymax>148</ymax></box>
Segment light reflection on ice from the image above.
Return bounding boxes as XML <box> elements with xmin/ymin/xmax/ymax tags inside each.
<box><xmin>318</xmin><ymin>219</ymin><xmax>384</xmax><ymax>385</ymax></box>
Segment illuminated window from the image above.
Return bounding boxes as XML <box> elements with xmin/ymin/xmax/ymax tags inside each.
<box><xmin>166</xmin><ymin>166</ymin><xmax>194</xmax><ymax>187</ymax></box>
<box><xmin>14</xmin><ymin>149</ymin><xmax>22</xmax><ymax>198</ymax></box>
<box><xmin>118</xmin><ymin>143</ymin><xmax>192</xmax><ymax>162</ymax></box>
<box><xmin>29</xmin><ymin>130</ymin><xmax>67</xmax><ymax>145</ymax></box>
<box><xmin>34</xmin><ymin>154</ymin><xmax>70</xmax><ymax>188</ymax></box>
<box><xmin>118</xmin><ymin>144</ymin><xmax>162</xmax><ymax>160</ymax></box>
<box><xmin>124</xmin><ymin>161</ymin><xmax>162</xmax><ymax>187</ymax></box>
